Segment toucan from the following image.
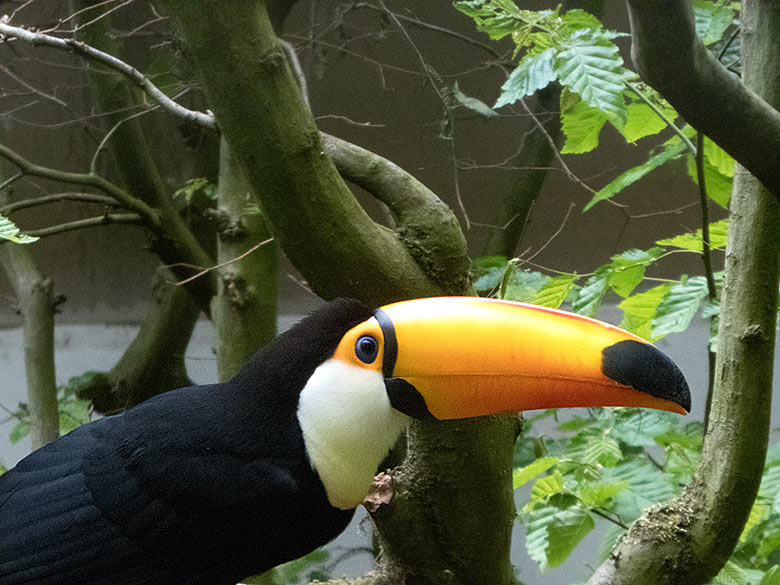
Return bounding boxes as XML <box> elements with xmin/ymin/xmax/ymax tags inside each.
<box><xmin>0</xmin><ymin>296</ymin><xmax>690</xmax><ymax>585</ymax></box>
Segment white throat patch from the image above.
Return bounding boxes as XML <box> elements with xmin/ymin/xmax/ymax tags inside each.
<box><xmin>297</xmin><ymin>359</ymin><xmax>409</xmax><ymax>510</ymax></box>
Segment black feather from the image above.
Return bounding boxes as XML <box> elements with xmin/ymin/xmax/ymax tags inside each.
<box><xmin>0</xmin><ymin>299</ymin><xmax>373</xmax><ymax>585</ymax></box>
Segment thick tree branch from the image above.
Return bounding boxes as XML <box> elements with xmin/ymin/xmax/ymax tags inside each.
<box><xmin>625</xmin><ymin>0</ymin><xmax>780</xmax><ymax>199</ymax></box>
<box><xmin>588</xmin><ymin>3</ymin><xmax>780</xmax><ymax>583</ymax></box>
<box><xmin>160</xmin><ymin>0</ymin><xmax>449</xmax><ymax>306</ymax></box>
<box><xmin>322</xmin><ymin>133</ymin><xmax>471</xmax><ymax>295</ymax></box>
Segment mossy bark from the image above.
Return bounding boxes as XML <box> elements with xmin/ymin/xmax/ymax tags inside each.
<box><xmin>0</xmin><ymin>236</ymin><xmax>59</xmax><ymax>449</ymax></box>
<box><xmin>159</xmin><ymin>2</ymin><xmax>517</xmax><ymax>584</ymax></box>
<box><xmin>210</xmin><ymin>139</ymin><xmax>278</xmax><ymax>381</ymax></box>
<box><xmin>588</xmin><ymin>3</ymin><xmax>780</xmax><ymax>583</ymax></box>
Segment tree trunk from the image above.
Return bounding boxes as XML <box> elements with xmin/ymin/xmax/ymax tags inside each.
<box><xmin>0</xmin><ymin>238</ymin><xmax>59</xmax><ymax>449</ymax></box>
<box><xmin>211</xmin><ymin>139</ymin><xmax>278</xmax><ymax>381</ymax></box>
<box><xmin>588</xmin><ymin>3</ymin><xmax>780</xmax><ymax>583</ymax></box>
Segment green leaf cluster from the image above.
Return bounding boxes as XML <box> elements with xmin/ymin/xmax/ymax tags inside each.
<box><xmin>514</xmin><ymin>407</ymin><xmax>700</xmax><ymax>571</ymax></box>
<box><xmin>472</xmin><ymin>220</ymin><xmax>732</xmax><ymax>344</ymax></box>
<box><xmin>516</xmin><ymin>408</ymin><xmax>780</xmax><ymax>581</ymax></box>
<box><xmin>455</xmin><ymin>1</ymin><xmax>739</xmax><ymax>209</ymax></box>
<box><xmin>9</xmin><ymin>373</ymin><xmax>94</xmax><ymax>443</ymax></box>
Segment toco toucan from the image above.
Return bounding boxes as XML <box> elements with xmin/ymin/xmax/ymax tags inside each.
<box><xmin>0</xmin><ymin>296</ymin><xmax>690</xmax><ymax>585</ymax></box>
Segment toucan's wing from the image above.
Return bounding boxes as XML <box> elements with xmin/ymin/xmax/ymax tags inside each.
<box><xmin>0</xmin><ymin>417</ymin><xmax>166</xmax><ymax>585</ymax></box>
<box><xmin>0</xmin><ymin>385</ymin><xmax>354</xmax><ymax>585</ymax></box>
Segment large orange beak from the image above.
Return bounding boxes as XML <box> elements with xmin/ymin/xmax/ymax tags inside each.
<box><xmin>364</xmin><ymin>297</ymin><xmax>690</xmax><ymax>420</ymax></box>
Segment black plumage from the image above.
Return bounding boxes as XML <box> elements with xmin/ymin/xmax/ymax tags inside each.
<box><xmin>0</xmin><ymin>299</ymin><xmax>372</xmax><ymax>585</ymax></box>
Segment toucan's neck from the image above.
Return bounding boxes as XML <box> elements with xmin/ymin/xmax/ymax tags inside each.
<box><xmin>297</xmin><ymin>359</ymin><xmax>409</xmax><ymax>510</ymax></box>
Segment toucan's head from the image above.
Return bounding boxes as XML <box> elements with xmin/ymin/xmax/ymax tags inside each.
<box><xmin>296</xmin><ymin>296</ymin><xmax>690</xmax><ymax>509</ymax></box>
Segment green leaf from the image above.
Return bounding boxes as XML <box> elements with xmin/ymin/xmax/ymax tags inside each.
<box><xmin>651</xmin><ymin>276</ymin><xmax>710</xmax><ymax>339</ymax></box>
<box><xmin>525</xmin><ymin>505</ymin><xmax>557</xmax><ymax>571</ymax></box>
<box><xmin>560</xmin><ymin>8</ymin><xmax>603</xmax><ymax>32</ymax></box>
<box><xmin>582</xmin><ymin>432</ymin><xmax>623</xmax><ymax>466</ymax></box>
<box><xmin>618</xmin><ymin>283</ymin><xmax>673</xmax><ymax>340</ymax></box>
<box><xmin>0</xmin><ymin>214</ymin><xmax>38</xmax><ymax>244</ymax></box>
<box><xmin>546</xmin><ymin>508</ymin><xmax>595</xmax><ymax>568</ymax></box>
<box><xmin>531</xmin><ymin>273</ymin><xmax>578</xmax><ymax>309</ymax></box>
<box><xmin>621</xmin><ymin>102</ymin><xmax>677</xmax><ymax>143</ymax></box>
<box><xmin>10</xmin><ymin>419</ymin><xmax>31</xmax><ymax>444</ymax></box>
<box><xmin>584</xmin><ymin>141</ymin><xmax>686</xmax><ymax>210</ymax></box>
<box><xmin>270</xmin><ymin>548</ymin><xmax>329</xmax><ymax>584</ymax></box>
<box><xmin>560</xmin><ymin>96</ymin><xmax>607</xmax><ymax>154</ymax></box>
<box><xmin>503</xmin><ymin>270</ymin><xmax>551</xmax><ymax>302</ymax></box>
<box><xmin>759</xmin><ymin>566</ymin><xmax>780</xmax><ymax>585</ymax></box>
<box><xmin>656</xmin><ymin>219</ymin><xmax>729</xmax><ymax>252</ymax></box>
<box><xmin>611</xmin><ymin>409</ymin><xmax>678</xmax><ymax>447</ymax></box>
<box><xmin>453</xmin><ymin>0</ymin><xmax>531</xmax><ymax>40</ymax></box>
<box><xmin>693</xmin><ymin>0</ymin><xmax>736</xmax><ymax>46</ymax></box>
<box><xmin>608</xmin><ymin>247</ymin><xmax>665</xmax><ymax>298</ymax></box>
<box><xmin>513</xmin><ymin>456</ymin><xmax>559</xmax><ymax>489</ymax></box>
<box><xmin>572</xmin><ymin>267</ymin><xmax>609</xmax><ymax>317</ymax></box>
<box><xmin>713</xmin><ymin>560</ymin><xmax>747</xmax><ymax>585</ymax></box>
<box><xmin>686</xmin><ymin>154</ymin><xmax>733</xmax><ymax>208</ymax></box>
<box><xmin>450</xmin><ymin>82</ymin><xmax>498</xmax><ymax>117</ymax></box>
<box><xmin>496</xmin><ymin>48</ymin><xmax>557</xmax><ymax>107</ymax></box>
<box><xmin>740</xmin><ymin>498</ymin><xmax>770</xmax><ymax>543</ymax></box>
<box><xmin>578</xmin><ymin>481</ymin><xmax>630</xmax><ymax>508</ymax></box>
<box><xmin>529</xmin><ymin>470</ymin><xmax>566</xmax><ymax>507</ymax></box>
<box><xmin>554</xmin><ymin>28</ymin><xmax>632</xmax><ymax>124</ymax></box>
<box><xmin>602</xmin><ymin>461</ymin><xmax>677</xmax><ymax>521</ymax></box>
<box><xmin>702</xmin><ymin>136</ymin><xmax>735</xmax><ymax>177</ymax></box>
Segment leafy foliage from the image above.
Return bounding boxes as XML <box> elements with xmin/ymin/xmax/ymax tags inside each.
<box><xmin>456</xmin><ymin>0</ymin><xmax>739</xmax><ymax>209</ymax></box>
<box><xmin>9</xmin><ymin>373</ymin><xmax>94</xmax><ymax>443</ymax></box>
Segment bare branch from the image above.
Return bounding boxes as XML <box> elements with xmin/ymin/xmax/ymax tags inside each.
<box><xmin>0</xmin><ymin>192</ymin><xmax>117</xmax><ymax>215</ymax></box>
<box><xmin>0</xmin><ymin>142</ymin><xmax>161</xmax><ymax>227</ymax></box>
<box><xmin>0</xmin><ymin>16</ymin><xmax>216</xmax><ymax>130</ymax></box>
<box><xmin>23</xmin><ymin>212</ymin><xmax>142</xmax><ymax>238</ymax></box>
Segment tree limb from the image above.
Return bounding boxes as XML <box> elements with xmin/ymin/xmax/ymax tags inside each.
<box><xmin>625</xmin><ymin>0</ymin><xmax>780</xmax><ymax>199</ymax></box>
<box><xmin>0</xmin><ymin>15</ymin><xmax>215</xmax><ymax>130</ymax></box>
<box><xmin>588</xmin><ymin>3</ymin><xmax>780</xmax><ymax>583</ymax></box>
<box><xmin>0</xmin><ymin>194</ymin><xmax>59</xmax><ymax>449</ymax></box>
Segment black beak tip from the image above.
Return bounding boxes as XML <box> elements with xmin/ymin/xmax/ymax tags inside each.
<box><xmin>602</xmin><ymin>340</ymin><xmax>691</xmax><ymax>413</ymax></box>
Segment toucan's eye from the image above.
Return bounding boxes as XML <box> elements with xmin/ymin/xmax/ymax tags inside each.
<box><xmin>355</xmin><ymin>335</ymin><xmax>379</xmax><ymax>364</ymax></box>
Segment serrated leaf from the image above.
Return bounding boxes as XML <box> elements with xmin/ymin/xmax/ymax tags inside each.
<box><xmin>651</xmin><ymin>276</ymin><xmax>709</xmax><ymax>339</ymax></box>
<box><xmin>757</xmin><ymin>528</ymin><xmax>780</xmax><ymax>563</ymax></box>
<box><xmin>513</xmin><ymin>456</ymin><xmax>559</xmax><ymax>489</ymax></box>
<box><xmin>531</xmin><ymin>273</ymin><xmax>577</xmax><ymax>309</ymax></box>
<box><xmin>530</xmin><ymin>470</ymin><xmax>566</xmax><ymax>505</ymax></box>
<box><xmin>554</xmin><ymin>28</ymin><xmax>631</xmax><ymax>124</ymax></box>
<box><xmin>618</xmin><ymin>283</ymin><xmax>673</xmax><ymax>340</ymax></box>
<box><xmin>546</xmin><ymin>508</ymin><xmax>595</xmax><ymax>568</ymax></box>
<box><xmin>656</xmin><ymin>219</ymin><xmax>729</xmax><ymax>252</ymax></box>
<box><xmin>450</xmin><ymin>82</ymin><xmax>498</xmax><ymax>117</ymax></box>
<box><xmin>703</xmin><ymin>136</ymin><xmax>735</xmax><ymax>177</ymax></box>
<box><xmin>602</xmin><ymin>461</ymin><xmax>677</xmax><ymax>521</ymax></box>
<box><xmin>582</xmin><ymin>433</ymin><xmax>623</xmax><ymax>466</ymax></box>
<box><xmin>740</xmin><ymin>498</ymin><xmax>769</xmax><ymax>543</ymax></box>
<box><xmin>611</xmin><ymin>409</ymin><xmax>678</xmax><ymax>447</ymax></box>
<box><xmin>0</xmin><ymin>214</ymin><xmax>38</xmax><ymax>244</ymax></box>
<box><xmin>693</xmin><ymin>0</ymin><xmax>736</xmax><ymax>46</ymax></box>
<box><xmin>560</xmin><ymin>94</ymin><xmax>607</xmax><ymax>153</ymax></box>
<box><xmin>686</xmin><ymin>154</ymin><xmax>733</xmax><ymax>208</ymax></box>
<box><xmin>496</xmin><ymin>48</ymin><xmax>557</xmax><ymax>108</ymax></box>
<box><xmin>572</xmin><ymin>267</ymin><xmax>610</xmax><ymax>317</ymax></box>
<box><xmin>713</xmin><ymin>560</ymin><xmax>747</xmax><ymax>585</ymax></box>
<box><xmin>622</xmin><ymin>102</ymin><xmax>678</xmax><ymax>143</ymax></box>
<box><xmin>453</xmin><ymin>0</ymin><xmax>528</xmax><ymax>40</ymax></box>
<box><xmin>503</xmin><ymin>270</ymin><xmax>551</xmax><ymax>302</ymax></box>
<box><xmin>584</xmin><ymin>141</ymin><xmax>686</xmax><ymax>210</ymax></box>
<box><xmin>578</xmin><ymin>481</ymin><xmax>630</xmax><ymax>508</ymax></box>
<box><xmin>608</xmin><ymin>247</ymin><xmax>665</xmax><ymax>298</ymax></box>
<box><xmin>524</xmin><ymin>505</ymin><xmax>557</xmax><ymax>571</ymax></box>
<box><xmin>560</xmin><ymin>8</ymin><xmax>603</xmax><ymax>32</ymax></box>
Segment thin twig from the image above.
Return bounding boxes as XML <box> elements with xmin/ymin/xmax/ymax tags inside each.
<box><xmin>0</xmin><ymin>192</ymin><xmax>116</xmax><ymax>214</ymax></box>
<box><xmin>174</xmin><ymin>238</ymin><xmax>274</xmax><ymax>286</ymax></box>
<box><xmin>24</xmin><ymin>212</ymin><xmax>141</xmax><ymax>238</ymax></box>
<box><xmin>0</xmin><ymin>16</ymin><xmax>216</xmax><ymax>130</ymax></box>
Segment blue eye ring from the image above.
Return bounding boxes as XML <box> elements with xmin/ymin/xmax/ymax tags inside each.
<box><xmin>355</xmin><ymin>335</ymin><xmax>379</xmax><ymax>364</ymax></box>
